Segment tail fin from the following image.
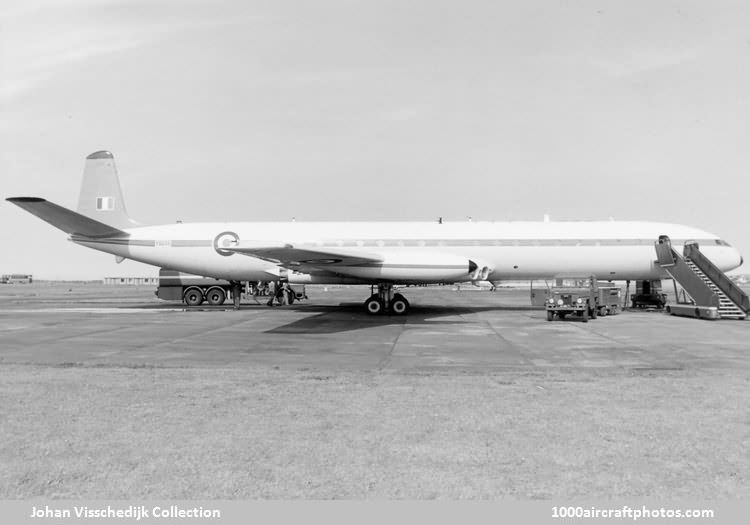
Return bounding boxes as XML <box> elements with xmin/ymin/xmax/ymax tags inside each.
<box><xmin>7</xmin><ymin>197</ymin><xmax>127</xmax><ymax>238</ymax></box>
<box><xmin>76</xmin><ymin>151</ymin><xmax>140</xmax><ymax>229</ymax></box>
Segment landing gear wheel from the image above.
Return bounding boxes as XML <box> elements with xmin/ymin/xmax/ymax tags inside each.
<box><xmin>365</xmin><ymin>296</ymin><xmax>384</xmax><ymax>315</ymax></box>
<box><xmin>546</xmin><ymin>311</ymin><xmax>554</xmax><ymax>321</ymax></box>
<box><xmin>183</xmin><ymin>287</ymin><xmax>204</xmax><ymax>307</ymax></box>
<box><xmin>206</xmin><ymin>287</ymin><xmax>226</xmax><ymax>306</ymax></box>
<box><xmin>391</xmin><ymin>294</ymin><xmax>410</xmax><ymax>315</ymax></box>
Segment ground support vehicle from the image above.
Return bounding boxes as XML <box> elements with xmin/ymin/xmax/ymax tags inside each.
<box><xmin>630</xmin><ymin>280</ymin><xmax>667</xmax><ymax>309</ymax></box>
<box><xmin>156</xmin><ymin>269</ymin><xmax>306</xmax><ymax>306</ymax></box>
<box><xmin>595</xmin><ymin>283</ymin><xmax>622</xmax><ymax>316</ymax></box>
<box><xmin>546</xmin><ymin>277</ymin><xmax>598</xmax><ymax>322</ymax></box>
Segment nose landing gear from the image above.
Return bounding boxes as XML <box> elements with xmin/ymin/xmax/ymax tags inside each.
<box><xmin>364</xmin><ymin>284</ymin><xmax>410</xmax><ymax>315</ymax></box>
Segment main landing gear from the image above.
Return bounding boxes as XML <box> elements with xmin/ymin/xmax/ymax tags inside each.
<box><xmin>364</xmin><ymin>284</ymin><xmax>410</xmax><ymax>315</ymax></box>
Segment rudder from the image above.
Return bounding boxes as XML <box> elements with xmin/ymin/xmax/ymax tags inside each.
<box><xmin>76</xmin><ymin>150</ymin><xmax>139</xmax><ymax>229</ymax></box>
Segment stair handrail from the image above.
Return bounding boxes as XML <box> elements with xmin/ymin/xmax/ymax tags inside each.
<box><xmin>683</xmin><ymin>242</ymin><xmax>750</xmax><ymax>313</ymax></box>
<box><xmin>654</xmin><ymin>236</ymin><xmax>719</xmax><ymax>308</ymax></box>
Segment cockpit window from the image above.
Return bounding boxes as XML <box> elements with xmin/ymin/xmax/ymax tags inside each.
<box><xmin>715</xmin><ymin>239</ymin><xmax>731</xmax><ymax>246</ymax></box>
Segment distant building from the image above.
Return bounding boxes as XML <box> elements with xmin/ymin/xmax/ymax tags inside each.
<box><xmin>103</xmin><ymin>276</ymin><xmax>158</xmax><ymax>286</ymax></box>
<box><xmin>1</xmin><ymin>274</ymin><xmax>33</xmax><ymax>284</ymax></box>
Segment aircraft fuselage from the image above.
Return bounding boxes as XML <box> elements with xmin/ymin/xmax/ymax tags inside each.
<box><xmin>72</xmin><ymin>220</ymin><xmax>743</xmax><ymax>283</ymax></box>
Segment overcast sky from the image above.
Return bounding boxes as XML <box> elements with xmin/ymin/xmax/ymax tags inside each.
<box><xmin>1</xmin><ymin>0</ymin><xmax>748</xmax><ymax>279</ymax></box>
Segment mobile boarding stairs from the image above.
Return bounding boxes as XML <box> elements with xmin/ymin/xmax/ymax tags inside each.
<box><xmin>655</xmin><ymin>236</ymin><xmax>749</xmax><ymax>320</ymax></box>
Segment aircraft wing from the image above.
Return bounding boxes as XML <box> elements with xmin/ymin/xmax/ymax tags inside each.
<box><xmin>229</xmin><ymin>243</ymin><xmax>476</xmax><ymax>282</ymax></box>
<box><xmin>227</xmin><ymin>244</ymin><xmax>383</xmax><ymax>272</ymax></box>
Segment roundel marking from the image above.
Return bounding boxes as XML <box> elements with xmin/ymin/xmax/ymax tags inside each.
<box><xmin>213</xmin><ymin>231</ymin><xmax>240</xmax><ymax>256</ymax></box>
<box><xmin>298</xmin><ymin>258</ymin><xmax>342</xmax><ymax>265</ymax></box>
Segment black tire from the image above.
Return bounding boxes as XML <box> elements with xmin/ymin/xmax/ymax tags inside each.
<box><xmin>598</xmin><ymin>307</ymin><xmax>607</xmax><ymax>317</ymax></box>
<box><xmin>546</xmin><ymin>311</ymin><xmax>554</xmax><ymax>321</ymax></box>
<box><xmin>365</xmin><ymin>296</ymin><xmax>384</xmax><ymax>315</ymax></box>
<box><xmin>183</xmin><ymin>287</ymin><xmax>204</xmax><ymax>306</ymax></box>
<box><xmin>391</xmin><ymin>295</ymin><xmax>410</xmax><ymax>315</ymax></box>
<box><xmin>582</xmin><ymin>309</ymin><xmax>589</xmax><ymax>323</ymax></box>
<box><xmin>590</xmin><ymin>306</ymin><xmax>597</xmax><ymax>319</ymax></box>
<box><xmin>206</xmin><ymin>287</ymin><xmax>226</xmax><ymax>306</ymax></box>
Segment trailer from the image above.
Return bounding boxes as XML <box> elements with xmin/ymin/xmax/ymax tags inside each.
<box><xmin>156</xmin><ymin>269</ymin><xmax>306</xmax><ymax>306</ymax></box>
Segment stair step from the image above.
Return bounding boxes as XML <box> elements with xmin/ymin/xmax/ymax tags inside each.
<box><xmin>684</xmin><ymin>265</ymin><xmax>740</xmax><ymax>307</ymax></box>
<box><xmin>670</xmin><ymin>256</ymin><xmax>749</xmax><ymax>318</ymax></box>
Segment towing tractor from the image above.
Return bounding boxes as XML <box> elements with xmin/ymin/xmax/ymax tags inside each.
<box><xmin>546</xmin><ymin>276</ymin><xmax>599</xmax><ymax>322</ymax></box>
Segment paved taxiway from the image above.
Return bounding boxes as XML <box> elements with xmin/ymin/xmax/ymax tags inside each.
<box><xmin>1</xmin><ymin>283</ymin><xmax>748</xmax><ymax>371</ymax></box>
<box><xmin>3</xmin><ymin>282</ymin><xmax>750</xmax><ymax>500</ymax></box>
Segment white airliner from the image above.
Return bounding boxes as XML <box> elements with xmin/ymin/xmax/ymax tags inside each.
<box><xmin>7</xmin><ymin>151</ymin><xmax>743</xmax><ymax>314</ymax></box>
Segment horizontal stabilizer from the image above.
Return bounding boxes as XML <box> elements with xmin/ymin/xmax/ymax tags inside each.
<box><xmin>6</xmin><ymin>197</ymin><xmax>128</xmax><ymax>238</ymax></box>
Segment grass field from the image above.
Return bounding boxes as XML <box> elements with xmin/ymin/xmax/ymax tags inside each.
<box><xmin>1</xmin><ymin>363</ymin><xmax>748</xmax><ymax>499</ymax></box>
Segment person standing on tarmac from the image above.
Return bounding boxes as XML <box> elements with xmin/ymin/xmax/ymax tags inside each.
<box><xmin>275</xmin><ymin>281</ymin><xmax>287</xmax><ymax>305</ymax></box>
<box><xmin>280</xmin><ymin>282</ymin><xmax>291</xmax><ymax>306</ymax></box>
<box><xmin>232</xmin><ymin>281</ymin><xmax>242</xmax><ymax>310</ymax></box>
<box><xmin>251</xmin><ymin>281</ymin><xmax>261</xmax><ymax>304</ymax></box>
<box><xmin>266</xmin><ymin>281</ymin><xmax>276</xmax><ymax>306</ymax></box>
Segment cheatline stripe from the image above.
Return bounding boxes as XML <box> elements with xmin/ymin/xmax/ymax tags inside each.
<box><xmin>70</xmin><ymin>237</ymin><xmax>717</xmax><ymax>248</ymax></box>
<box><xmin>170</xmin><ymin>240</ymin><xmax>213</xmax><ymax>247</ymax></box>
<box><xmin>71</xmin><ymin>237</ymin><xmax>153</xmax><ymax>246</ymax></box>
